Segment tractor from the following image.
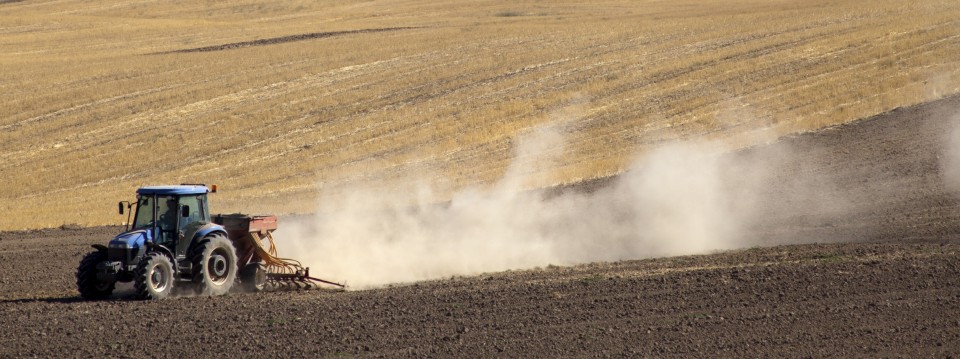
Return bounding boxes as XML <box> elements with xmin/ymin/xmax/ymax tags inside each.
<box><xmin>76</xmin><ymin>184</ymin><xmax>342</xmax><ymax>300</ymax></box>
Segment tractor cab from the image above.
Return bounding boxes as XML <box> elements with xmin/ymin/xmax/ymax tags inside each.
<box><xmin>122</xmin><ymin>185</ymin><xmax>214</xmax><ymax>255</ymax></box>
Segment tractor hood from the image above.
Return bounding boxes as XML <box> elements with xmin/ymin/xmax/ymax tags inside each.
<box><xmin>109</xmin><ymin>229</ymin><xmax>150</xmax><ymax>248</ymax></box>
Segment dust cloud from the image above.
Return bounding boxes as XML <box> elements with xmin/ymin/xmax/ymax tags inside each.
<box><xmin>277</xmin><ymin>128</ymin><xmax>838</xmax><ymax>289</ymax></box>
<box><xmin>943</xmin><ymin>113</ymin><xmax>960</xmax><ymax>193</ymax></box>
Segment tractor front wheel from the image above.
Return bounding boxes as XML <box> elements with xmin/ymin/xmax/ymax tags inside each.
<box><xmin>76</xmin><ymin>250</ymin><xmax>115</xmax><ymax>300</ymax></box>
<box><xmin>190</xmin><ymin>233</ymin><xmax>238</xmax><ymax>296</ymax></box>
<box><xmin>134</xmin><ymin>253</ymin><xmax>175</xmax><ymax>300</ymax></box>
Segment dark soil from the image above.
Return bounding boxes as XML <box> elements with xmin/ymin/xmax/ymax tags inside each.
<box><xmin>2</xmin><ymin>94</ymin><xmax>960</xmax><ymax>357</ymax></box>
<box><xmin>158</xmin><ymin>27</ymin><xmax>420</xmax><ymax>54</ymax></box>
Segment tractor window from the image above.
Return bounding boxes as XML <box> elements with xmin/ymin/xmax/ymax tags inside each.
<box><xmin>198</xmin><ymin>196</ymin><xmax>209</xmax><ymax>221</ymax></box>
<box><xmin>131</xmin><ymin>196</ymin><xmax>155</xmax><ymax>230</ymax></box>
<box><xmin>157</xmin><ymin>196</ymin><xmax>179</xmax><ymax>230</ymax></box>
<box><xmin>157</xmin><ymin>196</ymin><xmax>179</xmax><ymax>246</ymax></box>
<box><xmin>179</xmin><ymin>195</ymin><xmax>204</xmax><ymax>228</ymax></box>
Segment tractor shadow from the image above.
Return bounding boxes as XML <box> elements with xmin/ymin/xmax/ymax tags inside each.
<box><xmin>0</xmin><ymin>283</ymin><xmax>148</xmax><ymax>304</ymax></box>
<box><xmin>0</xmin><ymin>296</ymin><xmax>88</xmax><ymax>304</ymax></box>
<box><xmin>0</xmin><ymin>293</ymin><xmax>142</xmax><ymax>304</ymax></box>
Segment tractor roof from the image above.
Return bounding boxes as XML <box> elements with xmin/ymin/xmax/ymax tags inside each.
<box><xmin>137</xmin><ymin>185</ymin><xmax>210</xmax><ymax>196</ymax></box>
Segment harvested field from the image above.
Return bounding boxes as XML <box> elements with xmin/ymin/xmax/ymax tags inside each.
<box><xmin>2</xmin><ymin>0</ymin><xmax>960</xmax><ymax>230</ymax></box>
<box><xmin>2</xmin><ymin>94</ymin><xmax>960</xmax><ymax>357</ymax></box>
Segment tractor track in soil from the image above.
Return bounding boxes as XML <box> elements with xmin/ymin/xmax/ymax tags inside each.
<box><xmin>2</xmin><ymin>95</ymin><xmax>960</xmax><ymax>357</ymax></box>
<box><xmin>155</xmin><ymin>27</ymin><xmax>422</xmax><ymax>55</ymax></box>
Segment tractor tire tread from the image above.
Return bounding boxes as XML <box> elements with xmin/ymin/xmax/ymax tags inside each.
<box><xmin>188</xmin><ymin>238</ymin><xmax>211</xmax><ymax>282</ymax></box>
<box><xmin>133</xmin><ymin>252</ymin><xmax>174</xmax><ymax>300</ymax></box>
<box><xmin>189</xmin><ymin>233</ymin><xmax>237</xmax><ymax>296</ymax></box>
<box><xmin>76</xmin><ymin>250</ymin><xmax>114</xmax><ymax>300</ymax></box>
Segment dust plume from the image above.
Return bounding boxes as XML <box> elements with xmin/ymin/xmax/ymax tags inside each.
<box><xmin>277</xmin><ymin>128</ymin><xmax>841</xmax><ymax>289</ymax></box>
<box><xmin>943</xmin><ymin>113</ymin><xmax>960</xmax><ymax>193</ymax></box>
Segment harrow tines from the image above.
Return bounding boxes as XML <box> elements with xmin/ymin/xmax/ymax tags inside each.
<box><xmin>246</xmin><ymin>231</ymin><xmax>347</xmax><ymax>291</ymax></box>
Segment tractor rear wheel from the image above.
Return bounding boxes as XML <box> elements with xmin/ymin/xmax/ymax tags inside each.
<box><xmin>76</xmin><ymin>250</ymin><xmax>115</xmax><ymax>300</ymax></box>
<box><xmin>134</xmin><ymin>253</ymin><xmax>175</xmax><ymax>300</ymax></box>
<box><xmin>190</xmin><ymin>233</ymin><xmax>238</xmax><ymax>296</ymax></box>
<box><xmin>240</xmin><ymin>262</ymin><xmax>267</xmax><ymax>292</ymax></box>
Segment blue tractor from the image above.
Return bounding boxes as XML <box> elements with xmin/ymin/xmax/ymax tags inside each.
<box><xmin>76</xmin><ymin>184</ymin><xmax>248</xmax><ymax>300</ymax></box>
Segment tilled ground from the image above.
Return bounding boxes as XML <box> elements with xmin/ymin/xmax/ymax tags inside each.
<box><xmin>2</xmin><ymin>95</ymin><xmax>960</xmax><ymax>358</ymax></box>
<box><xmin>1</xmin><ymin>230</ymin><xmax>959</xmax><ymax>357</ymax></box>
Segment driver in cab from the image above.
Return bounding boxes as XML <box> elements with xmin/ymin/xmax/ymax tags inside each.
<box><xmin>158</xmin><ymin>198</ymin><xmax>182</xmax><ymax>246</ymax></box>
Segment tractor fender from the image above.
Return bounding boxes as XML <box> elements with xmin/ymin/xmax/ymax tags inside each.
<box><xmin>145</xmin><ymin>242</ymin><xmax>177</xmax><ymax>265</ymax></box>
<box><xmin>191</xmin><ymin>224</ymin><xmax>228</xmax><ymax>244</ymax></box>
<box><xmin>91</xmin><ymin>244</ymin><xmax>108</xmax><ymax>252</ymax></box>
<box><xmin>185</xmin><ymin>224</ymin><xmax>229</xmax><ymax>260</ymax></box>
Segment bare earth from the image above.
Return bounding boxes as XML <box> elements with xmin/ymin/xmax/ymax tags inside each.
<box><xmin>2</xmin><ymin>95</ymin><xmax>960</xmax><ymax>357</ymax></box>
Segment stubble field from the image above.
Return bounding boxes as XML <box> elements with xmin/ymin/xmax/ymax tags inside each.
<box><xmin>2</xmin><ymin>0</ymin><xmax>960</xmax><ymax>230</ymax></box>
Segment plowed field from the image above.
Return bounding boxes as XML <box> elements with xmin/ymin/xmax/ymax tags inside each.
<box><xmin>2</xmin><ymin>96</ymin><xmax>960</xmax><ymax>357</ymax></box>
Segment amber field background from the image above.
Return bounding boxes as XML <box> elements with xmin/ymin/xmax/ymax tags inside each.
<box><xmin>1</xmin><ymin>0</ymin><xmax>959</xmax><ymax>230</ymax></box>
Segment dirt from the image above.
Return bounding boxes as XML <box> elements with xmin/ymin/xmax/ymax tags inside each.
<box><xmin>158</xmin><ymin>27</ymin><xmax>420</xmax><ymax>54</ymax></box>
<box><xmin>2</xmin><ymin>95</ymin><xmax>960</xmax><ymax>357</ymax></box>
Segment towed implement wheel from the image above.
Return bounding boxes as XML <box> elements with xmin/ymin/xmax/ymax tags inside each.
<box><xmin>240</xmin><ymin>262</ymin><xmax>267</xmax><ymax>292</ymax></box>
<box><xmin>134</xmin><ymin>253</ymin><xmax>175</xmax><ymax>300</ymax></box>
<box><xmin>76</xmin><ymin>250</ymin><xmax>115</xmax><ymax>300</ymax></box>
<box><xmin>190</xmin><ymin>233</ymin><xmax>237</xmax><ymax>296</ymax></box>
